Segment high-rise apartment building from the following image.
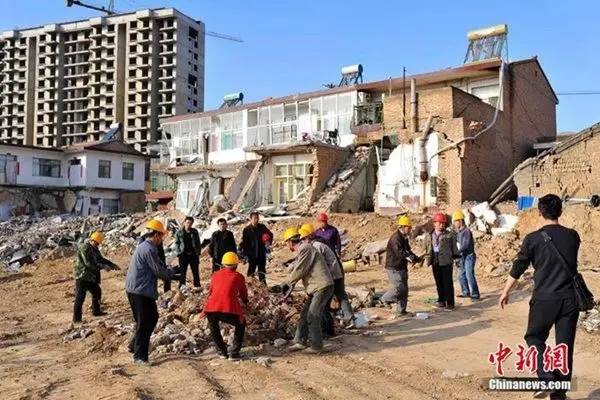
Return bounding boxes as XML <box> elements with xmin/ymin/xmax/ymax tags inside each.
<box><xmin>0</xmin><ymin>8</ymin><xmax>204</xmax><ymax>152</ymax></box>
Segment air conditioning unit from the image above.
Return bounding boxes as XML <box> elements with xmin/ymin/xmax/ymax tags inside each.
<box><xmin>357</xmin><ymin>92</ymin><xmax>371</xmax><ymax>105</ymax></box>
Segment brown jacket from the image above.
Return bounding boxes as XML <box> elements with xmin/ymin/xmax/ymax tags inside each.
<box><xmin>424</xmin><ymin>229</ymin><xmax>459</xmax><ymax>267</ymax></box>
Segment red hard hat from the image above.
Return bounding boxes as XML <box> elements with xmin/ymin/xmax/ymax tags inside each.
<box><xmin>262</xmin><ymin>233</ymin><xmax>271</xmax><ymax>243</ymax></box>
<box><xmin>433</xmin><ymin>213</ymin><xmax>448</xmax><ymax>224</ymax></box>
<box><xmin>316</xmin><ymin>212</ymin><xmax>328</xmax><ymax>223</ymax></box>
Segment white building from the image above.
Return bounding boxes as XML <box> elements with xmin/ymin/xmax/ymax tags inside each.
<box><xmin>0</xmin><ymin>140</ymin><xmax>148</xmax><ymax>217</ymax></box>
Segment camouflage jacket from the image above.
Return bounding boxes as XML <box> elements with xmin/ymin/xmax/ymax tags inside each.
<box><xmin>73</xmin><ymin>241</ymin><xmax>115</xmax><ymax>283</ymax></box>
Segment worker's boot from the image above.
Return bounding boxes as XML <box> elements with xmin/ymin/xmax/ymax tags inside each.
<box><xmin>288</xmin><ymin>342</ymin><xmax>307</xmax><ymax>352</ymax></box>
<box><xmin>304</xmin><ymin>347</ymin><xmax>325</xmax><ymax>355</ymax></box>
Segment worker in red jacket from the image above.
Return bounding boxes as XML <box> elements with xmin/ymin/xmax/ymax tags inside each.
<box><xmin>202</xmin><ymin>251</ymin><xmax>248</xmax><ymax>361</ymax></box>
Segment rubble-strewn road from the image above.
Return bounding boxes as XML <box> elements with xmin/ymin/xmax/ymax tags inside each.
<box><xmin>1</xmin><ymin>212</ymin><xmax>599</xmax><ymax>400</ymax></box>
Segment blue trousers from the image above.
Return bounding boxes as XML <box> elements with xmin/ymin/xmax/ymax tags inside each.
<box><xmin>457</xmin><ymin>253</ymin><xmax>480</xmax><ymax>298</ymax></box>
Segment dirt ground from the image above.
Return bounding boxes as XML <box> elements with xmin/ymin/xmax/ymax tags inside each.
<box><xmin>1</xmin><ymin>212</ymin><xmax>600</xmax><ymax>400</ymax></box>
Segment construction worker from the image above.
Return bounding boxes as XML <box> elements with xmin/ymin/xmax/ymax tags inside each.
<box><xmin>174</xmin><ymin>216</ymin><xmax>202</xmax><ymax>290</ymax></box>
<box><xmin>424</xmin><ymin>213</ymin><xmax>459</xmax><ymax>311</ymax></box>
<box><xmin>125</xmin><ymin>219</ymin><xmax>179</xmax><ymax>365</ymax></box>
<box><xmin>299</xmin><ymin>223</ymin><xmax>354</xmax><ymax>325</ymax></box>
<box><xmin>381</xmin><ymin>215</ymin><xmax>420</xmax><ymax>316</ymax></box>
<box><xmin>282</xmin><ymin>227</ymin><xmax>334</xmax><ymax>354</ymax></box>
<box><xmin>72</xmin><ymin>231</ymin><xmax>118</xmax><ymax>323</ymax></box>
<box><xmin>452</xmin><ymin>210</ymin><xmax>480</xmax><ymax>300</ymax></box>
<box><xmin>313</xmin><ymin>212</ymin><xmax>342</xmax><ymax>257</ymax></box>
<box><xmin>208</xmin><ymin>218</ymin><xmax>236</xmax><ymax>273</ymax></box>
<box><xmin>137</xmin><ymin>230</ymin><xmax>172</xmax><ymax>294</ymax></box>
<box><xmin>499</xmin><ymin>194</ymin><xmax>581</xmax><ymax>400</ymax></box>
<box><xmin>240</xmin><ymin>211</ymin><xmax>273</xmax><ymax>284</ymax></box>
<box><xmin>202</xmin><ymin>251</ymin><xmax>248</xmax><ymax>361</ymax></box>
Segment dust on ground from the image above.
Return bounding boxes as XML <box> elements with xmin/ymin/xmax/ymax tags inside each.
<box><xmin>1</xmin><ymin>212</ymin><xmax>600</xmax><ymax>400</ymax></box>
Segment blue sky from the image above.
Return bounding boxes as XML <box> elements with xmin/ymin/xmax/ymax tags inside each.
<box><xmin>2</xmin><ymin>0</ymin><xmax>598</xmax><ymax>132</ymax></box>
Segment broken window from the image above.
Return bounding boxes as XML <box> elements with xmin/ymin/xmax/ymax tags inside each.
<box><xmin>122</xmin><ymin>162</ymin><xmax>134</xmax><ymax>180</ymax></box>
<box><xmin>33</xmin><ymin>157</ymin><xmax>61</xmax><ymax>178</ymax></box>
<box><xmin>102</xmin><ymin>199</ymin><xmax>119</xmax><ymax>214</ymax></box>
<box><xmin>273</xmin><ymin>163</ymin><xmax>313</xmax><ymax>204</ymax></box>
<box><xmin>98</xmin><ymin>160</ymin><xmax>111</xmax><ymax>178</ymax></box>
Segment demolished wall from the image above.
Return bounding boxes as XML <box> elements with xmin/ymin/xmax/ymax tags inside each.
<box><xmin>514</xmin><ymin>124</ymin><xmax>600</xmax><ymax>199</ymax></box>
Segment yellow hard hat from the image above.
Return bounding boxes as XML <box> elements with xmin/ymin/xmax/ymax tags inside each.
<box><xmin>298</xmin><ymin>226</ymin><xmax>313</xmax><ymax>239</ymax></box>
<box><xmin>90</xmin><ymin>231</ymin><xmax>104</xmax><ymax>244</ymax></box>
<box><xmin>145</xmin><ymin>219</ymin><xmax>166</xmax><ymax>234</ymax></box>
<box><xmin>299</xmin><ymin>223</ymin><xmax>314</xmax><ymax>239</ymax></box>
<box><xmin>452</xmin><ymin>210</ymin><xmax>465</xmax><ymax>222</ymax></box>
<box><xmin>282</xmin><ymin>227</ymin><xmax>300</xmax><ymax>242</ymax></box>
<box><xmin>397</xmin><ymin>215</ymin><xmax>412</xmax><ymax>227</ymax></box>
<box><xmin>221</xmin><ymin>251</ymin><xmax>239</xmax><ymax>266</ymax></box>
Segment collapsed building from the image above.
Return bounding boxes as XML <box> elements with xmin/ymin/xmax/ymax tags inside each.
<box><xmin>510</xmin><ymin>122</ymin><xmax>600</xmax><ymax>204</ymax></box>
<box><xmin>155</xmin><ymin>25</ymin><xmax>557</xmax><ymax>215</ymax></box>
<box><xmin>0</xmin><ymin>139</ymin><xmax>149</xmax><ymax>220</ymax></box>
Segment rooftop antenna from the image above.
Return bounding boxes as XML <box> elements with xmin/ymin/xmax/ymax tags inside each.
<box><xmin>464</xmin><ymin>24</ymin><xmax>508</xmax><ymax>64</ymax></box>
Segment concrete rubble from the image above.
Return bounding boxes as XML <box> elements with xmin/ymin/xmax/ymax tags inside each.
<box><xmin>308</xmin><ymin>146</ymin><xmax>371</xmax><ymax>214</ymax></box>
<box><xmin>580</xmin><ymin>305</ymin><xmax>600</xmax><ymax>333</ymax></box>
<box><xmin>0</xmin><ymin>212</ymin><xmax>157</xmax><ymax>270</ymax></box>
<box><xmin>62</xmin><ymin>278</ymin><xmax>372</xmax><ymax>356</ymax></box>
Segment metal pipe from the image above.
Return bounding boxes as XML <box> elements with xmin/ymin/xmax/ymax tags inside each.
<box><xmin>410</xmin><ymin>79</ymin><xmax>418</xmax><ymax>133</ymax></box>
<box><xmin>402</xmin><ymin>67</ymin><xmax>406</xmax><ymax>129</ymax></box>
<box><xmin>418</xmin><ymin>115</ymin><xmax>434</xmax><ymax>207</ymax></box>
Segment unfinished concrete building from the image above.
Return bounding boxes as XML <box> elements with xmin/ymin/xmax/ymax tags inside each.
<box><xmin>0</xmin><ymin>8</ymin><xmax>204</xmax><ymax>152</ymax></box>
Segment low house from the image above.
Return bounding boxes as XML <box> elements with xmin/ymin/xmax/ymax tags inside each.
<box><xmin>0</xmin><ymin>140</ymin><xmax>149</xmax><ymax>219</ymax></box>
<box><xmin>513</xmin><ymin>122</ymin><xmax>600</xmax><ymax>201</ymax></box>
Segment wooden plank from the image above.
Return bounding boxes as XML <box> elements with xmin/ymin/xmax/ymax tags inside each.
<box><xmin>232</xmin><ymin>160</ymin><xmax>263</xmax><ymax>211</ymax></box>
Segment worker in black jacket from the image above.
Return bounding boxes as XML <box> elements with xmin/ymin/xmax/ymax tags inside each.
<box><xmin>381</xmin><ymin>215</ymin><xmax>419</xmax><ymax>315</ymax></box>
<box><xmin>499</xmin><ymin>194</ymin><xmax>580</xmax><ymax>400</ymax></box>
<box><xmin>173</xmin><ymin>216</ymin><xmax>202</xmax><ymax>289</ymax></box>
<box><xmin>240</xmin><ymin>212</ymin><xmax>273</xmax><ymax>284</ymax></box>
<box><xmin>208</xmin><ymin>218</ymin><xmax>237</xmax><ymax>273</ymax></box>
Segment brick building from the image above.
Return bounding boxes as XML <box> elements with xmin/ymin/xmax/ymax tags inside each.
<box><xmin>158</xmin><ymin>50</ymin><xmax>557</xmax><ymax>214</ymax></box>
<box><xmin>357</xmin><ymin>57</ymin><xmax>558</xmax><ymax>212</ymax></box>
<box><xmin>513</xmin><ymin>123</ymin><xmax>600</xmax><ymax>200</ymax></box>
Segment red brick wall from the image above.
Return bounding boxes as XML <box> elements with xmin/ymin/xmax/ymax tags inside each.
<box><xmin>310</xmin><ymin>145</ymin><xmax>349</xmax><ymax>203</ymax></box>
<box><xmin>505</xmin><ymin>60</ymin><xmax>558</xmax><ymax>166</ymax></box>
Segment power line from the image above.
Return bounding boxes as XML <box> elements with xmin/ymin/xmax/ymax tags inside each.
<box><xmin>556</xmin><ymin>91</ymin><xmax>600</xmax><ymax>96</ymax></box>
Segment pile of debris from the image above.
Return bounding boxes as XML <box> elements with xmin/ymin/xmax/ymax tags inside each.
<box><xmin>308</xmin><ymin>146</ymin><xmax>371</xmax><ymax>214</ymax></box>
<box><xmin>65</xmin><ymin>279</ymin><xmax>305</xmax><ymax>356</ymax></box>
<box><xmin>65</xmin><ymin>279</ymin><xmax>372</xmax><ymax>356</ymax></box>
<box><xmin>580</xmin><ymin>304</ymin><xmax>600</xmax><ymax>333</ymax></box>
<box><xmin>0</xmin><ymin>213</ymin><xmax>151</xmax><ymax>271</ymax></box>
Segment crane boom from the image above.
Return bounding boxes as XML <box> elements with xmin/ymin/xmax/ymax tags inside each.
<box><xmin>65</xmin><ymin>0</ymin><xmax>116</xmax><ymax>14</ymax></box>
<box><xmin>64</xmin><ymin>2</ymin><xmax>243</xmax><ymax>43</ymax></box>
<box><xmin>205</xmin><ymin>31</ymin><xmax>243</xmax><ymax>43</ymax></box>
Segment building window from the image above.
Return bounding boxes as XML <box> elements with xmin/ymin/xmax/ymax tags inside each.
<box><xmin>122</xmin><ymin>162</ymin><xmax>134</xmax><ymax>180</ymax></box>
<box><xmin>273</xmin><ymin>163</ymin><xmax>313</xmax><ymax>204</ymax></box>
<box><xmin>102</xmin><ymin>199</ymin><xmax>119</xmax><ymax>214</ymax></box>
<box><xmin>33</xmin><ymin>157</ymin><xmax>61</xmax><ymax>178</ymax></box>
<box><xmin>471</xmin><ymin>84</ymin><xmax>500</xmax><ymax>108</ymax></box>
<box><xmin>98</xmin><ymin>160</ymin><xmax>111</xmax><ymax>178</ymax></box>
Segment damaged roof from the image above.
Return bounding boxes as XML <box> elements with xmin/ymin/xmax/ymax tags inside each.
<box><xmin>62</xmin><ymin>140</ymin><xmax>148</xmax><ymax>157</ymax></box>
<box><xmin>245</xmin><ymin>141</ymin><xmax>345</xmax><ymax>155</ymax></box>
<box><xmin>162</xmin><ymin>58</ymin><xmax>513</xmax><ymax>124</ymax></box>
<box><xmin>165</xmin><ymin>161</ymin><xmax>249</xmax><ymax>175</ymax></box>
